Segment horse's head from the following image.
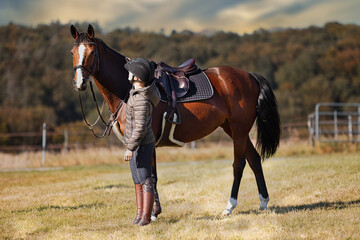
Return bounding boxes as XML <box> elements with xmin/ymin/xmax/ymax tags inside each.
<box><xmin>70</xmin><ymin>25</ymin><xmax>99</xmax><ymax>91</ymax></box>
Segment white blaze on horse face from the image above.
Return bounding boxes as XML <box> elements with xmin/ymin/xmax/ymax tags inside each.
<box><xmin>76</xmin><ymin>44</ymin><xmax>86</xmax><ymax>89</ymax></box>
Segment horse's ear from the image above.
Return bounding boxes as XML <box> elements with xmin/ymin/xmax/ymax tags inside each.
<box><xmin>88</xmin><ymin>25</ymin><xmax>95</xmax><ymax>39</ymax></box>
<box><xmin>70</xmin><ymin>25</ymin><xmax>79</xmax><ymax>40</ymax></box>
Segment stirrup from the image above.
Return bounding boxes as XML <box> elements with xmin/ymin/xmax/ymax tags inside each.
<box><xmin>165</xmin><ymin>110</ymin><xmax>181</xmax><ymax>125</ymax></box>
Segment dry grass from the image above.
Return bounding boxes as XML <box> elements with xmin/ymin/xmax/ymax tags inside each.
<box><xmin>2</xmin><ymin>139</ymin><xmax>360</xmax><ymax>170</ymax></box>
<box><xmin>0</xmin><ymin>143</ymin><xmax>235</xmax><ymax>170</ymax></box>
<box><xmin>1</xmin><ymin>148</ymin><xmax>359</xmax><ymax>239</ymax></box>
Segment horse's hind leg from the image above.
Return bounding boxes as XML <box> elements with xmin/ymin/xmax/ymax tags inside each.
<box><xmin>245</xmin><ymin>138</ymin><xmax>269</xmax><ymax>210</ymax></box>
<box><xmin>151</xmin><ymin>150</ymin><xmax>162</xmax><ymax>220</ymax></box>
<box><xmin>221</xmin><ymin>122</ymin><xmax>269</xmax><ymax>214</ymax></box>
<box><xmin>221</xmin><ymin>122</ymin><xmax>248</xmax><ymax>215</ymax></box>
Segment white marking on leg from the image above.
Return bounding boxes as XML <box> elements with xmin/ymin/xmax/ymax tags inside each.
<box><xmin>76</xmin><ymin>44</ymin><xmax>86</xmax><ymax>89</ymax></box>
<box><xmin>259</xmin><ymin>194</ymin><xmax>269</xmax><ymax>210</ymax></box>
<box><xmin>222</xmin><ymin>197</ymin><xmax>237</xmax><ymax>215</ymax></box>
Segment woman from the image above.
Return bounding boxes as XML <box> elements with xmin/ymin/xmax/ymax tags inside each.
<box><xmin>124</xmin><ymin>58</ymin><xmax>161</xmax><ymax>226</ymax></box>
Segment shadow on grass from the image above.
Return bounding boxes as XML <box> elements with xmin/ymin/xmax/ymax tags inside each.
<box><xmin>238</xmin><ymin>199</ymin><xmax>360</xmax><ymax>215</ymax></box>
<box><xmin>195</xmin><ymin>215</ymin><xmax>223</xmax><ymax>221</ymax></box>
<box><xmin>12</xmin><ymin>202</ymin><xmax>105</xmax><ymax>213</ymax></box>
<box><xmin>94</xmin><ymin>184</ymin><xmax>130</xmax><ymax>190</ymax></box>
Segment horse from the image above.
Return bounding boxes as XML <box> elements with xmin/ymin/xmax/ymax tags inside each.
<box><xmin>70</xmin><ymin>25</ymin><xmax>280</xmax><ymax>218</ymax></box>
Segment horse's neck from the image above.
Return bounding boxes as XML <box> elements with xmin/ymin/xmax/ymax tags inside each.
<box><xmin>92</xmin><ymin>40</ymin><xmax>131</xmax><ymax>114</ymax></box>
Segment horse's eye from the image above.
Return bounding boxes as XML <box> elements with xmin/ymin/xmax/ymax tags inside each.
<box><xmin>90</xmin><ymin>51</ymin><xmax>95</xmax><ymax>56</ymax></box>
<box><xmin>70</xmin><ymin>51</ymin><xmax>73</xmax><ymax>56</ymax></box>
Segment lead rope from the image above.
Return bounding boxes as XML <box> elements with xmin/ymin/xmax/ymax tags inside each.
<box><xmin>78</xmin><ymin>80</ymin><xmax>114</xmax><ymax>138</ymax></box>
<box><xmin>89</xmin><ymin>80</ymin><xmax>109</xmax><ymax>125</ymax></box>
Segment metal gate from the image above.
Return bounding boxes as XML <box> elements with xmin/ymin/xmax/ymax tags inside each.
<box><xmin>308</xmin><ymin>102</ymin><xmax>360</xmax><ymax>145</ymax></box>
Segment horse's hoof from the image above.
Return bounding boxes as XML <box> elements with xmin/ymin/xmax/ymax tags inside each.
<box><xmin>151</xmin><ymin>215</ymin><xmax>157</xmax><ymax>221</ymax></box>
<box><xmin>222</xmin><ymin>209</ymin><xmax>232</xmax><ymax>216</ymax></box>
<box><xmin>259</xmin><ymin>194</ymin><xmax>269</xmax><ymax>210</ymax></box>
<box><xmin>222</xmin><ymin>198</ymin><xmax>237</xmax><ymax>215</ymax></box>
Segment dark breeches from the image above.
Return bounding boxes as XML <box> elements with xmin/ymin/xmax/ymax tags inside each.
<box><xmin>130</xmin><ymin>143</ymin><xmax>155</xmax><ymax>185</ymax></box>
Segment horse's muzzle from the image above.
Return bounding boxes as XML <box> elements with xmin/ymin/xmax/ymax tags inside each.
<box><xmin>73</xmin><ymin>79</ymin><xmax>87</xmax><ymax>91</ymax></box>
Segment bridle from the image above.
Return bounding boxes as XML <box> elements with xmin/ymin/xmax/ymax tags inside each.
<box><xmin>73</xmin><ymin>41</ymin><xmax>124</xmax><ymax>138</ymax></box>
<box><xmin>73</xmin><ymin>41</ymin><xmax>99</xmax><ymax>79</ymax></box>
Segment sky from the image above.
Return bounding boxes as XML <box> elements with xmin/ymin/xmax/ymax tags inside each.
<box><xmin>0</xmin><ymin>0</ymin><xmax>359</xmax><ymax>34</ymax></box>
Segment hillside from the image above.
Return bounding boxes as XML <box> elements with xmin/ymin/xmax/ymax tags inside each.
<box><xmin>0</xmin><ymin>22</ymin><xmax>359</xmax><ymax>134</ymax></box>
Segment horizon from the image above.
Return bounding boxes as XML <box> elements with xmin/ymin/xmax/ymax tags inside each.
<box><xmin>1</xmin><ymin>20</ymin><xmax>357</xmax><ymax>37</ymax></box>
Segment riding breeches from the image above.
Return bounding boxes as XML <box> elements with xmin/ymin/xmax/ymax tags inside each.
<box><xmin>129</xmin><ymin>142</ymin><xmax>154</xmax><ymax>185</ymax></box>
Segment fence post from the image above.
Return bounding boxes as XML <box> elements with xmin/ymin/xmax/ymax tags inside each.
<box><xmin>64</xmin><ymin>129</ymin><xmax>69</xmax><ymax>154</ymax></box>
<box><xmin>334</xmin><ymin>110</ymin><xmax>338</xmax><ymax>141</ymax></box>
<box><xmin>42</xmin><ymin>123</ymin><xmax>46</xmax><ymax>166</ymax></box>
<box><xmin>358</xmin><ymin>105</ymin><xmax>360</xmax><ymax>142</ymax></box>
<box><xmin>307</xmin><ymin>114</ymin><xmax>314</xmax><ymax>147</ymax></box>
<box><xmin>191</xmin><ymin>141</ymin><xmax>196</xmax><ymax>150</ymax></box>
<box><xmin>348</xmin><ymin>115</ymin><xmax>353</xmax><ymax>141</ymax></box>
<box><xmin>315</xmin><ymin>103</ymin><xmax>320</xmax><ymax>140</ymax></box>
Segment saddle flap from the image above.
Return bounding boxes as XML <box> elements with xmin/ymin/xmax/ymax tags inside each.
<box><xmin>157</xmin><ymin>72</ymin><xmax>189</xmax><ymax>99</ymax></box>
<box><xmin>171</xmin><ymin>72</ymin><xmax>189</xmax><ymax>98</ymax></box>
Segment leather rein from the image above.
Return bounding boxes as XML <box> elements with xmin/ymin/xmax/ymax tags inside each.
<box><xmin>73</xmin><ymin>41</ymin><xmax>124</xmax><ymax>138</ymax></box>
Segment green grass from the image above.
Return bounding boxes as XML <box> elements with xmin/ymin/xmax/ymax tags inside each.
<box><xmin>1</xmin><ymin>153</ymin><xmax>360</xmax><ymax>239</ymax></box>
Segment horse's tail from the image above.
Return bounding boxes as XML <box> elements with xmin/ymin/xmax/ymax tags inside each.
<box><xmin>250</xmin><ymin>72</ymin><xmax>281</xmax><ymax>159</ymax></box>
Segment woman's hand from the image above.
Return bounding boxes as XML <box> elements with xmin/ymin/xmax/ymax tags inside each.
<box><xmin>124</xmin><ymin>149</ymin><xmax>133</xmax><ymax>161</ymax></box>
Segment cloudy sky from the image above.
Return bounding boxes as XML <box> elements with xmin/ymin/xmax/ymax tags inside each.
<box><xmin>0</xmin><ymin>0</ymin><xmax>359</xmax><ymax>34</ymax></box>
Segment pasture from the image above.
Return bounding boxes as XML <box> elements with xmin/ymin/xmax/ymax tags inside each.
<box><xmin>0</xmin><ymin>146</ymin><xmax>359</xmax><ymax>239</ymax></box>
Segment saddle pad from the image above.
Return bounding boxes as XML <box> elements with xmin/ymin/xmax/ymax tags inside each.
<box><xmin>158</xmin><ymin>71</ymin><xmax>214</xmax><ymax>103</ymax></box>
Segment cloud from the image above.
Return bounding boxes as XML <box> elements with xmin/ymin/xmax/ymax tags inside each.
<box><xmin>0</xmin><ymin>0</ymin><xmax>359</xmax><ymax>34</ymax></box>
<box><xmin>213</xmin><ymin>0</ymin><xmax>360</xmax><ymax>33</ymax></box>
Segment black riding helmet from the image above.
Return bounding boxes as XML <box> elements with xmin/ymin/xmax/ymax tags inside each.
<box><xmin>124</xmin><ymin>58</ymin><xmax>151</xmax><ymax>83</ymax></box>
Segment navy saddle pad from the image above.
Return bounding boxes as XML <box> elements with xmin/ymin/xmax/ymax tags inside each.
<box><xmin>158</xmin><ymin>71</ymin><xmax>214</xmax><ymax>103</ymax></box>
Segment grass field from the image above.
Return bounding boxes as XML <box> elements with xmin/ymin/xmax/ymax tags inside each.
<box><xmin>1</xmin><ymin>145</ymin><xmax>360</xmax><ymax>240</ymax></box>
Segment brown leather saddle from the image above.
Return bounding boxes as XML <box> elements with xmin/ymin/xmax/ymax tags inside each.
<box><xmin>155</xmin><ymin>58</ymin><xmax>200</xmax><ymax>124</ymax></box>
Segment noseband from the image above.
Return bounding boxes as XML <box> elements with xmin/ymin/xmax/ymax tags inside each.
<box><xmin>73</xmin><ymin>42</ymin><xmax>99</xmax><ymax>78</ymax></box>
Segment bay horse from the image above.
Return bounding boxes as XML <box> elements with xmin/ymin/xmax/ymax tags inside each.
<box><xmin>70</xmin><ymin>25</ymin><xmax>280</xmax><ymax>218</ymax></box>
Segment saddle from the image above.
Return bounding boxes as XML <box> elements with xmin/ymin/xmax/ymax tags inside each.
<box><xmin>155</xmin><ymin>58</ymin><xmax>200</xmax><ymax>125</ymax></box>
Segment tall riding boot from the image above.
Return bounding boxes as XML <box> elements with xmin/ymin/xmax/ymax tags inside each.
<box><xmin>139</xmin><ymin>178</ymin><xmax>154</xmax><ymax>226</ymax></box>
<box><xmin>133</xmin><ymin>184</ymin><xmax>143</xmax><ymax>224</ymax></box>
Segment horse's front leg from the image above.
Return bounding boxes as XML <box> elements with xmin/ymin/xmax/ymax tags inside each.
<box><xmin>151</xmin><ymin>149</ymin><xmax>162</xmax><ymax>220</ymax></box>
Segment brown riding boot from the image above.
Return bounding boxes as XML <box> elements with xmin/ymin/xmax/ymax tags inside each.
<box><xmin>133</xmin><ymin>184</ymin><xmax>143</xmax><ymax>224</ymax></box>
<box><xmin>138</xmin><ymin>178</ymin><xmax>154</xmax><ymax>226</ymax></box>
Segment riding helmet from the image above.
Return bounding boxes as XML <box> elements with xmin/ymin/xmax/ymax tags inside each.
<box><xmin>124</xmin><ymin>58</ymin><xmax>151</xmax><ymax>83</ymax></box>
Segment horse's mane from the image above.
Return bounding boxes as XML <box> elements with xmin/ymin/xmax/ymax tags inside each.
<box><xmin>97</xmin><ymin>38</ymin><xmax>125</xmax><ymax>59</ymax></box>
<box><xmin>75</xmin><ymin>33</ymin><xmax>127</xmax><ymax>62</ymax></box>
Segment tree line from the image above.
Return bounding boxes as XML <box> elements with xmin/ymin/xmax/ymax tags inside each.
<box><xmin>0</xmin><ymin>21</ymin><xmax>359</xmax><ymax>139</ymax></box>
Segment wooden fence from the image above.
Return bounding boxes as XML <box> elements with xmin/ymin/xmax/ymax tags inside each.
<box><xmin>0</xmin><ymin>121</ymin><xmax>309</xmax><ymax>154</ymax></box>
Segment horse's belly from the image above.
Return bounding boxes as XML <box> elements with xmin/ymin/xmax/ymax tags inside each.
<box><xmin>173</xmin><ymin>100</ymin><xmax>227</xmax><ymax>142</ymax></box>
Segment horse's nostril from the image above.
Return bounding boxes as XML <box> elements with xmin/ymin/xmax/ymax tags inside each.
<box><xmin>80</xmin><ymin>82</ymin><xmax>87</xmax><ymax>91</ymax></box>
